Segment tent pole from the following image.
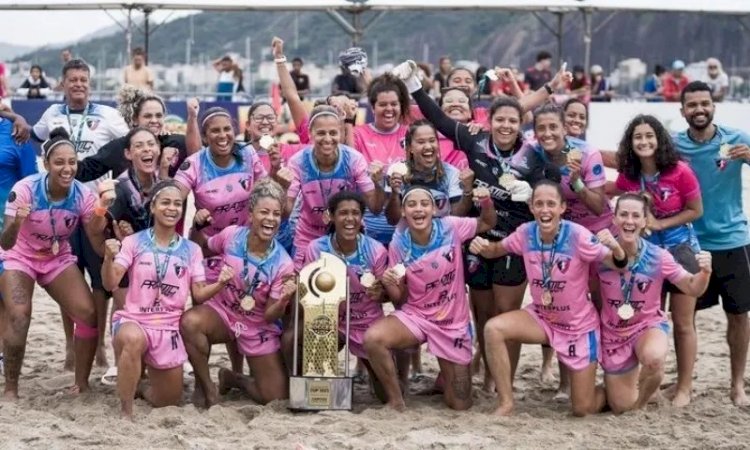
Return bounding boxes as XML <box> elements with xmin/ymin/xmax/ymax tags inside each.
<box><xmin>583</xmin><ymin>9</ymin><xmax>592</xmax><ymax>74</ymax></box>
<box><xmin>556</xmin><ymin>12</ymin><xmax>564</xmax><ymax>67</ymax></box>
<box><xmin>143</xmin><ymin>7</ymin><xmax>153</xmax><ymax>64</ymax></box>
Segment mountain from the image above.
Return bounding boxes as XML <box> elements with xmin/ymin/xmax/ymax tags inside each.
<box><xmin>0</xmin><ymin>42</ymin><xmax>33</xmax><ymax>61</ymax></box>
<box><xmin>11</xmin><ymin>10</ymin><xmax>750</xmax><ymax>76</ymax></box>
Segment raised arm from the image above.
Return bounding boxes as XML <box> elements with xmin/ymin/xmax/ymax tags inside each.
<box><xmin>272</xmin><ymin>37</ymin><xmax>308</xmax><ymax>135</ymax></box>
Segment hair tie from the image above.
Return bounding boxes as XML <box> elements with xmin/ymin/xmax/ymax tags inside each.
<box><xmin>43</xmin><ymin>139</ymin><xmax>74</xmax><ymax>159</ymax></box>
<box><xmin>151</xmin><ymin>184</ymin><xmax>181</xmax><ymax>201</ymax></box>
<box><xmin>308</xmin><ymin>111</ymin><xmax>340</xmax><ymax>130</ymax></box>
<box><xmin>401</xmin><ymin>187</ymin><xmax>435</xmax><ymax>205</ymax></box>
<box><xmin>200</xmin><ymin>111</ymin><xmax>231</xmax><ymax>129</ymax></box>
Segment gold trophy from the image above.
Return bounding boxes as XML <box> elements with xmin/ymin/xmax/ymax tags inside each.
<box><xmin>289</xmin><ymin>252</ymin><xmax>353</xmax><ymax>410</ymax></box>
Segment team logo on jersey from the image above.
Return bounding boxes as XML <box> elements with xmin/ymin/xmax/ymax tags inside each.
<box><xmin>174</xmin><ymin>264</ymin><xmax>186</xmax><ymax>278</ymax></box>
<box><xmin>592</xmin><ymin>164</ymin><xmax>603</xmax><ymax>176</ymax></box>
<box><xmin>431</xmin><ymin>261</ymin><xmax>439</xmax><ymax>269</ymax></box>
<box><xmin>556</xmin><ymin>257</ymin><xmax>571</xmax><ymax>274</ymax></box>
<box><xmin>7</xmin><ymin>191</ymin><xmax>16</xmax><ymax>203</ymax></box>
<box><xmin>239</xmin><ymin>177</ymin><xmax>251</xmax><ymax>191</ymax></box>
<box><xmin>226</xmin><ymin>184</ymin><xmax>233</xmax><ymax>192</ymax></box>
<box><xmin>206</xmin><ymin>258</ymin><xmax>222</xmax><ymax>270</ymax></box>
<box><xmin>64</xmin><ymin>216</ymin><xmax>76</xmax><ymax>229</ymax></box>
<box><xmin>180</xmin><ymin>160</ymin><xmax>191</xmax><ymax>171</ymax></box>
<box><xmin>442</xmin><ymin>248</ymin><xmax>454</xmax><ymax>263</ymax></box>
<box><xmin>637</xmin><ymin>279</ymin><xmax>652</xmax><ymax>294</ymax></box>
<box><xmin>86</xmin><ymin>119</ymin><xmax>100</xmax><ymax>131</ymax></box>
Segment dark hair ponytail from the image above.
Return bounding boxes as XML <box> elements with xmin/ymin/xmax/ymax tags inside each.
<box><xmin>42</xmin><ymin>127</ymin><xmax>74</xmax><ymax>160</ymax></box>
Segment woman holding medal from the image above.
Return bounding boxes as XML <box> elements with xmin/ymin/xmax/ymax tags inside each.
<box><xmin>363</xmin><ymin>185</ymin><xmax>496</xmax><ymax>411</ymax></box>
<box><xmin>304</xmin><ymin>191</ymin><xmax>389</xmax><ymax>402</ymax></box>
<box><xmin>471</xmin><ymin>180</ymin><xmax>627</xmax><ymax>417</ymax></box>
<box><xmin>180</xmin><ymin>179</ymin><xmax>296</xmax><ymax>408</ymax></box>
<box><xmin>286</xmin><ymin>105</ymin><xmax>385</xmax><ymax>270</ymax></box>
<box><xmin>597</xmin><ymin>193</ymin><xmax>711</xmax><ymax>413</ymax></box>
<box><xmin>612</xmin><ymin>115</ymin><xmax>704</xmax><ymax>407</ymax></box>
<box><xmin>0</xmin><ymin>128</ymin><xmax>111</xmax><ymax>400</ymax></box>
<box><xmin>102</xmin><ymin>180</ymin><xmax>230</xmax><ymax>419</ymax></box>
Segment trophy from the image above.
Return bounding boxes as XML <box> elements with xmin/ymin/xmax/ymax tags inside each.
<box><xmin>289</xmin><ymin>252</ymin><xmax>352</xmax><ymax>410</ymax></box>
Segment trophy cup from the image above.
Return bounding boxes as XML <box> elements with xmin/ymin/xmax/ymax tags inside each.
<box><xmin>289</xmin><ymin>252</ymin><xmax>353</xmax><ymax>410</ymax></box>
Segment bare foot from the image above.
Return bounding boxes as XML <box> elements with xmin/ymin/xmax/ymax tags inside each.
<box><xmin>470</xmin><ymin>351</ymin><xmax>482</xmax><ymax>376</ymax></box>
<box><xmin>553</xmin><ymin>387</ymin><xmax>570</xmax><ymax>402</ymax></box>
<box><xmin>68</xmin><ymin>383</ymin><xmax>89</xmax><ymax>395</ymax></box>
<box><xmin>1</xmin><ymin>390</ymin><xmax>19</xmax><ymax>402</ymax></box>
<box><xmin>492</xmin><ymin>402</ymin><xmax>514</xmax><ymax>416</ymax></box>
<box><xmin>540</xmin><ymin>365</ymin><xmax>555</xmax><ymax>385</ymax></box>
<box><xmin>481</xmin><ymin>374</ymin><xmax>495</xmax><ymax>393</ymax></box>
<box><xmin>191</xmin><ymin>384</ymin><xmax>206</xmax><ymax>407</ymax></box>
<box><xmin>731</xmin><ymin>385</ymin><xmax>749</xmax><ymax>406</ymax></box>
<box><xmin>120</xmin><ymin>408</ymin><xmax>134</xmax><ymax>421</ymax></box>
<box><xmin>648</xmin><ymin>389</ymin><xmax>664</xmax><ymax>405</ymax></box>
<box><xmin>95</xmin><ymin>346</ymin><xmax>108</xmax><ymax>368</ymax></box>
<box><xmin>671</xmin><ymin>389</ymin><xmax>692</xmax><ymax>408</ymax></box>
<box><xmin>64</xmin><ymin>350</ymin><xmax>75</xmax><ymax>372</ymax></box>
<box><xmin>218</xmin><ymin>368</ymin><xmax>237</xmax><ymax>396</ymax></box>
<box><xmin>386</xmin><ymin>399</ymin><xmax>406</xmax><ymax>412</ymax></box>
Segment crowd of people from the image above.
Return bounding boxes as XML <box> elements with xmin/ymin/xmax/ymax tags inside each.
<box><xmin>0</xmin><ymin>36</ymin><xmax>748</xmax><ymax>422</ymax></box>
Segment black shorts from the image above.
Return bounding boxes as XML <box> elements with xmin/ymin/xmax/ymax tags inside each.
<box><xmin>664</xmin><ymin>242</ymin><xmax>701</xmax><ymax>294</ymax></box>
<box><xmin>696</xmin><ymin>244</ymin><xmax>750</xmax><ymax>314</ymax></box>
<box><xmin>69</xmin><ymin>226</ymin><xmax>107</xmax><ymax>292</ymax></box>
<box><xmin>464</xmin><ymin>249</ymin><xmax>526</xmax><ymax>290</ymax></box>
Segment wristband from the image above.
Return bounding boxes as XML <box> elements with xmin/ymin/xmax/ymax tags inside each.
<box><xmin>94</xmin><ymin>206</ymin><xmax>108</xmax><ymax>217</ymax></box>
<box><xmin>544</xmin><ymin>83</ymin><xmax>553</xmax><ymax>95</ymax></box>
<box><xmin>570</xmin><ymin>178</ymin><xmax>585</xmax><ymax>193</ymax></box>
<box><xmin>479</xmin><ymin>196</ymin><xmax>492</xmax><ymax>209</ymax></box>
<box><xmin>274</xmin><ymin>56</ymin><xmax>287</xmax><ymax>64</ymax></box>
<box><xmin>344</xmin><ymin>117</ymin><xmax>356</xmax><ymax>125</ymax></box>
<box><xmin>613</xmin><ymin>252</ymin><xmax>628</xmax><ymax>268</ymax></box>
<box><xmin>194</xmin><ymin>220</ymin><xmax>209</xmax><ymax>231</ymax></box>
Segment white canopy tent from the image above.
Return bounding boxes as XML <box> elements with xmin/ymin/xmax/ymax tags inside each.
<box><xmin>1</xmin><ymin>0</ymin><xmax>748</xmax><ymax>70</ymax></box>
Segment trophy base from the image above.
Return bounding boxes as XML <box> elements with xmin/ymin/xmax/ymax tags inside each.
<box><xmin>289</xmin><ymin>376</ymin><xmax>353</xmax><ymax>411</ymax></box>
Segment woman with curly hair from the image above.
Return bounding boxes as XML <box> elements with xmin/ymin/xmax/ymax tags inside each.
<box><xmin>612</xmin><ymin>114</ymin><xmax>704</xmax><ymax>407</ymax></box>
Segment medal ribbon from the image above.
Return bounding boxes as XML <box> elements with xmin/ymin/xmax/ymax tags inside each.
<box><xmin>536</xmin><ymin>224</ymin><xmax>561</xmax><ymax>292</ymax></box>
<box><xmin>618</xmin><ymin>239</ymin><xmax>644</xmax><ymax>306</ymax></box>
<box><xmin>242</xmin><ymin>233</ymin><xmax>275</xmax><ymax>298</ymax></box>
<box><xmin>148</xmin><ymin>229</ymin><xmax>179</xmax><ymax>300</ymax></box>
<box><xmin>65</xmin><ymin>103</ymin><xmax>90</xmax><ymax>147</ymax></box>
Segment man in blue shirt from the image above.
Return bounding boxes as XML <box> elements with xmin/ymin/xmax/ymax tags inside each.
<box><xmin>674</xmin><ymin>81</ymin><xmax>750</xmax><ymax>406</ymax></box>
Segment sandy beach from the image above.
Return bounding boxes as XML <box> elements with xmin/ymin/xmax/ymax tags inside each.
<box><xmin>2</xmin><ymin>174</ymin><xmax>750</xmax><ymax>449</ymax></box>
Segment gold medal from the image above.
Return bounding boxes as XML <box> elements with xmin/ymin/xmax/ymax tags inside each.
<box><xmin>240</xmin><ymin>295</ymin><xmax>256</xmax><ymax>312</ymax></box>
<box><xmin>567</xmin><ymin>149</ymin><xmax>583</xmax><ymax>164</ymax></box>
<box><xmin>51</xmin><ymin>239</ymin><xmax>60</xmax><ymax>256</ymax></box>
<box><xmin>542</xmin><ymin>289</ymin><xmax>552</xmax><ymax>306</ymax></box>
<box><xmin>719</xmin><ymin>143</ymin><xmax>731</xmax><ymax>160</ymax></box>
<box><xmin>498</xmin><ymin>173</ymin><xmax>516</xmax><ymax>190</ymax></box>
<box><xmin>617</xmin><ymin>303</ymin><xmax>635</xmax><ymax>320</ymax></box>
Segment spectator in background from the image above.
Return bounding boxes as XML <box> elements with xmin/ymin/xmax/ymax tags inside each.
<box><xmin>17</xmin><ymin>65</ymin><xmax>52</xmax><ymax>99</ymax></box>
<box><xmin>332</xmin><ymin>65</ymin><xmax>363</xmax><ymax>97</ymax></box>
<box><xmin>290</xmin><ymin>57</ymin><xmax>310</xmax><ymax>100</ymax></box>
<box><xmin>589</xmin><ymin>65</ymin><xmax>614</xmax><ymax>102</ymax></box>
<box><xmin>643</xmin><ymin>64</ymin><xmax>666</xmax><ymax>102</ymax></box>
<box><xmin>123</xmin><ymin>47</ymin><xmax>154</xmax><ymax>91</ymax></box>
<box><xmin>703</xmin><ymin>57</ymin><xmax>729</xmax><ymax>102</ymax></box>
<box><xmin>475</xmin><ymin>66</ymin><xmax>492</xmax><ymax>97</ymax></box>
<box><xmin>55</xmin><ymin>49</ymin><xmax>74</xmax><ymax>92</ymax></box>
<box><xmin>566</xmin><ymin>65</ymin><xmax>591</xmax><ymax>103</ymax></box>
<box><xmin>213</xmin><ymin>55</ymin><xmax>244</xmax><ymax>101</ymax></box>
<box><xmin>432</xmin><ymin>56</ymin><xmax>452</xmax><ymax>95</ymax></box>
<box><xmin>662</xmin><ymin>60</ymin><xmax>690</xmax><ymax>102</ymax></box>
<box><xmin>524</xmin><ymin>51</ymin><xmax>553</xmax><ymax>91</ymax></box>
<box><xmin>0</xmin><ymin>60</ymin><xmax>6</xmax><ymax>99</ymax></box>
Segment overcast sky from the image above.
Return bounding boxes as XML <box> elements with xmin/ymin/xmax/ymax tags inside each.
<box><xmin>0</xmin><ymin>10</ymin><xmax>194</xmax><ymax>48</ymax></box>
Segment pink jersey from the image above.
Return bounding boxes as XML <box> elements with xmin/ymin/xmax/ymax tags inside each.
<box><xmin>502</xmin><ymin>220</ymin><xmax>610</xmax><ymax>334</ymax></box>
<box><xmin>255</xmin><ymin>143</ymin><xmax>305</xmax><ymax>173</ymax></box>
<box><xmin>206</xmin><ymin>225</ymin><xmax>294</xmax><ymax>328</ymax></box>
<box><xmin>615</xmin><ymin>161</ymin><xmax>701</xmax><ymax>219</ymax></box>
<box><xmin>173</xmin><ymin>146</ymin><xmax>267</xmax><ymax>237</ymax></box>
<box><xmin>1</xmin><ymin>173</ymin><xmax>96</xmax><ymax>261</ymax></box>
<box><xmin>113</xmin><ymin>230</ymin><xmax>206</xmax><ymax>329</ymax></box>
<box><xmin>597</xmin><ymin>239</ymin><xmax>689</xmax><ymax>346</ymax></box>
<box><xmin>304</xmin><ymin>234</ymin><xmax>387</xmax><ymax>335</ymax></box>
<box><xmin>389</xmin><ymin>216</ymin><xmax>477</xmax><ymax>330</ymax></box>
<box><xmin>353</xmin><ymin>123</ymin><xmax>407</xmax><ymax>165</ymax></box>
<box><xmin>287</xmin><ymin>145</ymin><xmax>375</xmax><ymax>265</ymax></box>
<box><xmin>439</xmin><ymin>134</ymin><xmax>469</xmax><ymax>170</ymax></box>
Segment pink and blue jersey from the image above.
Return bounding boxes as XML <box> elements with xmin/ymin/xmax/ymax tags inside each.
<box><xmin>2</xmin><ymin>173</ymin><xmax>96</xmax><ymax>261</ymax></box>
<box><xmin>502</xmin><ymin>220</ymin><xmax>609</xmax><ymax>334</ymax></box>
<box><xmin>597</xmin><ymin>239</ymin><xmax>689</xmax><ymax>346</ymax></box>
<box><xmin>113</xmin><ymin>230</ymin><xmax>206</xmax><ymax>329</ymax></box>
<box><xmin>287</xmin><ymin>145</ymin><xmax>375</xmax><ymax>268</ymax></box>
<box><xmin>512</xmin><ymin>137</ymin><xmax>613</xmax><ymax>232</ymax></box>
<box><xmin>174</xmin><ymin>145</ymin><xmax>267</xmax><ymax>237</ymax></box>
<box><xmin>384</xmin><ymin>162</ymin><xmax>463</xmax><ymax>218</ymax></box>
<box><xmin>304</xmin><ymin>234</ymin><xmax>387</xmax><ymax>340</ymax></box>
<box><xmin>615</xmin><ymin>161</ymin><xmax>701</xmax><ymax>248</ymax></box>
<box><xmin>389</xmin><ymin>217</ymin><xmax>477</xmax><ymax>331</ymax></box>
<box><xmin>206</xmin><ymin>225</ymin><xmax>294</xmax><ymax>331</ymax></box>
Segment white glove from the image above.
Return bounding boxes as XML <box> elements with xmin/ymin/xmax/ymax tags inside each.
<box><xmin>391</xmin><ymin>60</ymin><xmax>421</xmax><ymax>94</ymax></box>
<box><xmin>508</xmin><ymin>180</ymin><xmax>532</xmax><ymax>203</ymax></box>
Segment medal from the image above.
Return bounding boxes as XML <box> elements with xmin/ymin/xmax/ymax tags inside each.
<box><xmin>498</xmin><ymin>173</ymin><xmax>516</xmax><ymax>190</ymax></box>
<box><xmin>51</xmin><ymin>239</ymin><xmax>60</xmax><ymax>256</ymax></box>
<box><xmin>542</xmin><ymin>289</ymin><xmax>552</xmax><ymax>306</ymax></box>
<box><xmin>617</xmin><ymin>303</ymin><xmax>635</xmax><ymax>320</ymax></box>
<box><xmin>719</xmin><ymin>143</ymin><xmax>731</xmax><ymax>160</ymax></box>
<box><xmin>240</xmin><ymin>295</ymin><xmax>256</xmax><ymax>312</ymax></box>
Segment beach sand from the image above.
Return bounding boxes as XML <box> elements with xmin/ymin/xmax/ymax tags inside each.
<box><xmin>2</xmin><ymin>175</ymin><xmax>750</xmax><ymax>449</ymax></box>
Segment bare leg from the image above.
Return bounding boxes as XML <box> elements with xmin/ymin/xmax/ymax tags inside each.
<box><xmin>484</xmin><ymin>310</ymin><xmax>547</xmax><ymax>416</ymax></box>
<box><xmin>46</xmin><ymin>266</ymin><xmax>98</xmax><ymax>393</ymax></box>
<box><xmin>113</xmin><ymin>322</ymin><xmax>147</xmax><ymax>419</ymax></box>
<box><xmin>438</xmin><ymin>358</ymin><xmax>472</xmax><ymax>410</ymax></box>
<box><xmin>61</xmin><ymin>309</ymin><xmax>75</xmax><ymax>371</ymax></box>
<box><xmin>219</xmin><ymin>352</ymin><xmax>287</xmax><ymax>404</ymax></box>
<box><xmin>226</xmin><ymin>341</ymin><xmax>244</xmax><ymax>374</ymax></box>
<box><xmin>569</xmin><ymin>362</ymin><xmax>606</xmax><ymax>417</ymax></box>
<box><xmin>360</xmin><ymin>358</ymin><xmax>387</xmax><ymax>403</ymax></box>
<box><xmin>143</xmin><ymin>365</ymin><xmax>184</xmax><ymax>408</ymax></box>
<box><xmin>492</xmin><ymin>283</ymin><xmax>526</xmax><ymax>382</ymax></box>
<box><xmin>92</xmin><ymin>288</ymin><xmax>110</xmax><ymax>368</ymax></box>
<box><xmin>633</xmin><ymin>328</ymin><xmax>668</xmax><ymax>410</ymax></box>
<box><xmin>470</xmin><ymin>287</ymin><xmax>494</xmax><ymax>391</ymax></box>
<box><xmin>604</xmin><ymin>369</ymin><xmax>639</xmax><ymax>415</ymax></box>
<box><xmin>541</xmin><ymin>346</ymin><xmax>555</xmax><ymax>384</ymax></box>
<box><xmin>110</xmin><ymin>289</ymin><xmax>127</xmax><ymax>367</ymax></box>
<box><xmin>1</xmin><ymin>271</ymin><xmax>34</xmax><ymax>401</ymax></box>
<box><xmin>363</xmin><ymin>316</ymin><xmax>421</xmax><ymax>411</ymax></box>
<box><xmin>726</xmin><ymin>312</ymin><xmax>750</xmax><ymax>406</ymax></box>
<box><xmin>179</xmin><ymin>305</ymin><xmax>231</xmax><ymax>408</ymax></box>
<box><xmin>556</xmin><ymin>363</ymin><xmax>571</xmax><ymax>400</ymax></box>
<box><xmin>670</xmin><ymin>292</ymin><xmax>697</xmax><ymax>407</ymax></box>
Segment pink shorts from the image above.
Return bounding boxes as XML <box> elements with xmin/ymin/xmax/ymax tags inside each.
<box><xmin>526</xmin><ymin>308</ymin><xmax>600</xmax><ymax>371</ymax></box>
<box><xmin>602</xmin><ymin>321</ymin><xmax>670</xmax><ymax>374</ymax></box>
<box><xmin>1</xmin><ymin>252</ymin><xmax>77</xmax><ymax>287</ymax></box>
<box><xmin>392</xmin><ymin>310</ymin><xmax>472</xmax><ymax>365</ymax></box>
<box><xmin>206</xmin><ymin>299</ymin><xmax>281</xmax><ymax>357</ymax></box>
<box><xmin>112</xmin><ymin>318</ymin><xmax>187</xmax><ymax>370</ymax></box>
<box><xmin>340</xmin><ymin>326</ymin><xmax>368</xmax><ymax>359</ymax></box>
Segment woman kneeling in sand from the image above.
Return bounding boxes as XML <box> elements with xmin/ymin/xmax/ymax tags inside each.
<box><xmin>596</xmin><ymin>193</ymin><xmax>710</xmax><ymax>413</ymax></box>
<box><xmin>102</xmin><ymin>180</ymin><xmax>230</xmax><ymax>418</ymax></box>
